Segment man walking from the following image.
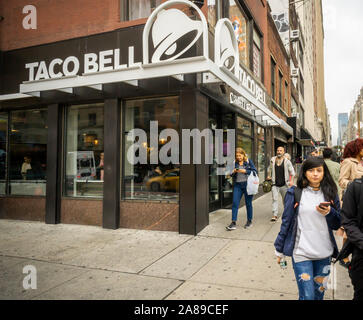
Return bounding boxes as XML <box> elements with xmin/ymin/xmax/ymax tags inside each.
<box><xmin>341</xmin><ymin>177</ymin><xmax>363</xmax><ymax>301</ymax></box>
<box><xmin>267</xmin><ymin>146</ymin><xmax>295</xmax><ymax>222</ymax></box>
<box><xmin>323</xmin><ymin>148</ymin><xmax>341</xmax><ymax>196</ymax></box>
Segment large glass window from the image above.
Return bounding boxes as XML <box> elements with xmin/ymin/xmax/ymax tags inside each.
<box><xmin>123</xmin><ymin>96</ymin><xmax>179</xmax><ymax>202</ymax></box>
<box><xmin>9</xmin><ymin>109</ymin><xmax>47</xmax><ymax>196</ymax></box>
<box><xmin>229</xmin><ymin>0</ymin><xmax>248</xmax><ymax>66</ymax></box>
<box><xmin>237</xmin><ymin>116</ymin><xmax>252</xmax><ymax>136</ymax></box>
<box><xmin>0</xmin><ymin>113</ymin><xmax>7</xmax><ymax>194</ymax></box>
<box><xmin>252</xmin><ymin>29</ymin><xmax>262</xmax><ymax>79</ymax></box>
<box><xmin>64</xmin><ymin>104</ymin><xmax>104</xmax><ymax>198</ymax></box>
<box><xmin>236</xmin><ymin>134</ymin><xmax>252</xmax><ymax>158</ymax></box>
<box><xmin>120</xmin><ymin>0</ymin><xmax>162</xmax><ymax>21</ymax></box>
<box><xmin>236</xmin><ymin>116</ymin><xmax>253</xmax><ymax>165</ymax></box>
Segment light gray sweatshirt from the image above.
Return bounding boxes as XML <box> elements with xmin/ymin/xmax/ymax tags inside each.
<box><xmin>293</xmin><ymin>187</ymin><xmax>334</xmax><ymax>262</ymax></box>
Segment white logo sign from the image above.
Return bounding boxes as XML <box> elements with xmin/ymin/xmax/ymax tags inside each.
<box><xmin>143</xmin><ymin>0</ymin><xmax>208</xmax><ymax>65</ymax></box>
<box><xmin>230</xmin><ymin>93</ymin><xmax>253</xmax><ymax>114</ymax></box>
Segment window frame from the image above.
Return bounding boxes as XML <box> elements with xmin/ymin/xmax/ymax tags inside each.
<box><xmin>63</xmin><ymin>102</ymin><xmax>105</xmax><ymax>199</ymax></box>
<box><xmin>252</xmin><ymin>28</ymin><xmax>263</xmax><ymax>80</ymax></box>
<box><xmin>120</xmin><ymin>0</ymin><xmax>161</xmax><ymax>22</ymax></box>
<box><xmin>121</xmin><ymin>95</ymin><xmax>180</xmax><ymax>202</ymax></box>
<box><xmin>2</xmin><ymin>108</ymin><xmax>49</xmax><ymax>197</ymax></box>
<box><xmin>278</xmin><ymin>70</ymin><xmax>283</xmax><ymax>107</ymax></box>
<box><xmin>270</xmin><ymin>57</ymin><xmax>276</xmax><ymax>101</ymax></box>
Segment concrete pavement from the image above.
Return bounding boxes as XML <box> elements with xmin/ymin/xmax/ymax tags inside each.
<box><xmin>0</xmin><ymin>194</ymin><xmax>354</xmax><ymax>300</ymax></box>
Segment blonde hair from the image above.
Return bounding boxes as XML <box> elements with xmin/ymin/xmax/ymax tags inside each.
<box><xmin>235</xmin><ymin>147</ymin><xmax>248</xmax><ymax>162</ymax></box>
<box><xmin>284</xmin><ymin>153</ymin><xmax>291</xmax><ymax>161</ymax></box>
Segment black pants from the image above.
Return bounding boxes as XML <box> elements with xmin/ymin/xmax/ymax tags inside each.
<box><xmin>350</xmin><ymin>248</ymin><xmax>363</xmax><ymax>301</ymax></box>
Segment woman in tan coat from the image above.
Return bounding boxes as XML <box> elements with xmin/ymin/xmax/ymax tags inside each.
<box><xmin>338</xmin><ymin>138</ymin><xmax>363</xmax><ymax>268</ymax></box>
<box><xmin>339</xmin><ymin>138</ymin><xmax>363</xmax><ymax>192</ymax></box>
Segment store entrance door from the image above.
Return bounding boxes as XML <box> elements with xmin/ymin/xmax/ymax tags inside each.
<box><xmin>209</xmin><ymin>101</ymin><xmax>234</xmax><ymax>212</ymax></box>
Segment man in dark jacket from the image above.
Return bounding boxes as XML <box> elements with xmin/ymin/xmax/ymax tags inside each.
<box><xmin>341</xmin><ymin>177</ymin><xmax>363</xmax><ymax>301</ymax></box>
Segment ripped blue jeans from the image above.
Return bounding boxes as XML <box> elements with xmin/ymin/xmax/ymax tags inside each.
<box><xmin>292</xmin><ymin>257</ymin><xmax>331</xmax><ymax>300</ymax></box>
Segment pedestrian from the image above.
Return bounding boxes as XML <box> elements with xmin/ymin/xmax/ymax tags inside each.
<box><xmin>337</xmin><ymin>138</ymin><xmax>363</xmax><ymax>268</ymax></box>
<box><xmin>339</xmin><ymin>138</ymin><xmax>363</xmax><ymax>193</ymax></box>
<box><xmin>267</xmin><ymin>146</ymin><xmax>295</xmax><ymax>222</ymax></box>
<box><xmin>340</xmin><ymin>177</ymin><xmax>363</xmax><ymax>301</ymax></box>
<box><xmin>274</xmin><ymin>157</ymin><xmax>341</xmax><ymax>300</ymax></box>
<box><xmin>323</xmin><ymin>148</ymin><xmax>341</xmax><ymax>195</ymax></box>
<box><xmin>226</xmin><ymin>147</ymin><xmax>258</xmax><ymax>230</ymax></box>
<box><xmin>309</xmin><ymin>149</ymin><xmax>319</xmax><ymax>158</ymax></box>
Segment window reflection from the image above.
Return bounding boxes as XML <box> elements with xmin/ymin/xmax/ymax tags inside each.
<box><xmin>9</xmin><ymin>110</ymin><xmax>47</xmax><ymax>196</ymax></box>
<box><xmin>64</xmin><ymin>104</ymin><xmax>104</xmax><ymax>198</ymax></box>
<box><xmin>123</xmin><ymin>97</ymin><xmax>179</xmax><ymax>201</ymax></box>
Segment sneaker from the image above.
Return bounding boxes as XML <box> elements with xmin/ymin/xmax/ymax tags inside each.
<box><xmin>226</xmin><ymin>222</ymin><xmax>237</xmax><ymax>231</ymax></box>
<box><xmin>244</xmin><ymin>220</ymin><xmax>252</xmax><ymax>229</ymax></box>
<box><xmin>270</xmin><ymin>216</ymin><xmax>278</xmax><ymax>222</ymax></box>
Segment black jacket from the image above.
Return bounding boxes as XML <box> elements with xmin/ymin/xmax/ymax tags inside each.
<box><xmin>341</xmin><ymin>177</ymin><xmax>363</xmax><ymax>251</ymax></box>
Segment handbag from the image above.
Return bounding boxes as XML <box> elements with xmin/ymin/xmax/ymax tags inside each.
<box><xmin>247</xmin><ymin>171</ymin><xmax>259</xmax><ymax>195</ymax></box>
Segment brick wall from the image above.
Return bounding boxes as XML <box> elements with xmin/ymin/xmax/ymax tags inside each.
<box><xmin>267</xmin><ymin>12</ymin><xmax>291</xmax><ymax>117</ymax></box>
<box><xmin>0</xmin><ymin>0</ymin><xmax>155</xmax><ymax>51</ymax></box>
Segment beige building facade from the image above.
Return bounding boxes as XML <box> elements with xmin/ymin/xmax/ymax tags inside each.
<box><xmin>346</xmin><ymin>87</ymin><xmax>363</xmax><ymax>143</ymax></box>
<box><xmin>295</xmin><ymin>0</ymin><xmax>331</xmax><ymax>146</ymax></box>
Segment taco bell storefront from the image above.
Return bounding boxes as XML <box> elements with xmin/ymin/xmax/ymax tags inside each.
<box><xmin>0</xmin><ymin>0</ymin><xmax>292</xmax><ymax>235</ymax></box>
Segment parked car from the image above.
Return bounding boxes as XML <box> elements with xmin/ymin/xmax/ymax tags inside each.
<box><xmin>145</xmin><ymin>168</ymin><xmax>179</xmax><ymax>192</ymax></box>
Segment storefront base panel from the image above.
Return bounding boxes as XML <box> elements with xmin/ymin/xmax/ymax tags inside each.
<box><xmin>0</xmin><ymin>197</ymin><xmax>46</xmax><ymax>222</ymax></box>
<box><xmin>120</xmin><ymin>202</ymin><xmax>179</xmax><ymax>232</ymax></box>
<box><xmin>61</xmin><ymin>199</ymin><xmax>102</xmax><ymax>226</ymax></box>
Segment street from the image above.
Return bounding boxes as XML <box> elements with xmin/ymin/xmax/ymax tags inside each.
<box><xmin>0</xmin><ymin>193</ymin><xmax>353</xmax><ymax>300</ymax></box>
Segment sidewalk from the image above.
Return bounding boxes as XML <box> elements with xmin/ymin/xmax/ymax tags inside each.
<box><xmin>0</xmin><ymin>194</ymin><xmax>354</xmax><ymax>300</ymax></box>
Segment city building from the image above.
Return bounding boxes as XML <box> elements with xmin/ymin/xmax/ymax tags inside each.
<box><xmin>346</xmin><ymin>87</ymin><xmax>363</xmax><ymax>143</ymax></box>
<box><xmin>338</xmin><ymin>112</ymin><xmax>348</xmax><ymax>146</ymax></box>
<box><xmin>0</xmin><ymin>0</ymin><xmax>294</xmax><ymax>234</ymax></box>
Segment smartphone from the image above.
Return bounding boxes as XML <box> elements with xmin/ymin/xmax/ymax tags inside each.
<box><xmin>319</xmin><ymin>202</ymin><xmax>330</xmax><ymax>209</ymax></box>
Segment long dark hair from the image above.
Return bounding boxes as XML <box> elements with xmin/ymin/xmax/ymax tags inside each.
<box><xmin>297</xmin><ymin>157</ymin><xmax>338</xmax><ymax>202</ymax></box>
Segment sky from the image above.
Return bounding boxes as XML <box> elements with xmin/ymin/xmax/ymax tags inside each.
<box><xmin>322</xmin><ymin>0</ymin><xmax>363</xmax><ymax>145</ymax></box>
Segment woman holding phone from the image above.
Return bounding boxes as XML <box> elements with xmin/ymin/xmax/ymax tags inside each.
<box><xmin>226</xmin><ymin>147</ymin><xmax>257</xmax><ymax>230</ymax></box>
<box><xmin>274</xmin><ymin>157</ymin><xmax>341</xmax><ymax>300</ymax></box>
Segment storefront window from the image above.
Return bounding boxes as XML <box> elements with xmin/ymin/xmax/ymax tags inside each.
<box><xmin>237</xmin><ymin>134</ymin><xmax>252</xmax><ymax>159</ymax></box>
<box><xmin>229</xmin><ymin>0</ymin><xmax>248</xmax><ymax>66</ymax></box>
<box><xmin>237</xmin><ymin>116</ymin><xmax>252</xmax><ymax>136</ymax></box>
<box><xmin>0</xmin><ymin>113</ymin><xmax>7</xmax><ymax>194</ymax></box>
<box><xmin>257</xmin><ymin>126</ymin><xmax>266</xmax><ymax>182</ymax></box>
<box><xmin>252</xmin><ymin>29</ymin><xmax>262</xmax><ymax>79</ymax></box>
<box><xmin>64</xmin><ymin>104</ymin><xmax>104</xmax><ymax>198</ymax></box>
<box><xmin>9</xmin><ymin>110</ymin><xmax>47</xmax><ymax>196</ymax></box>
<box><xmin>123</xmin><ymin>96</ymin><xmax>179</xmax><ymax>202</ymax></box>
